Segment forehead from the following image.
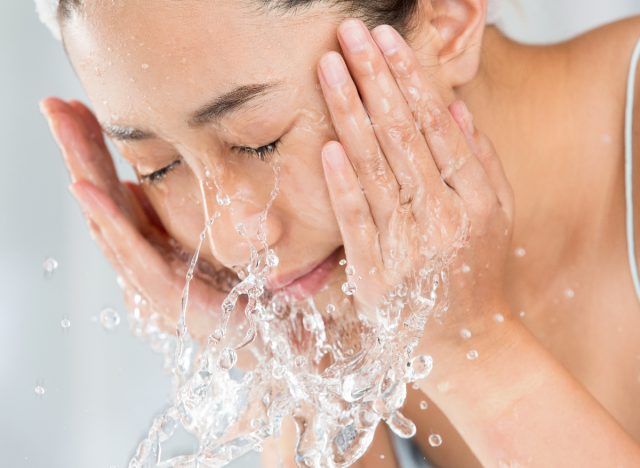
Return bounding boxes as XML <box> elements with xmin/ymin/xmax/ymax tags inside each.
<box><xmin>62</xmin><ymin>0</ymin><xmax>336</xmax><ymax>128</ymax></box>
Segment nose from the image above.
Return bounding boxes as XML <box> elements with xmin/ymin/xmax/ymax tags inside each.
<box><xmin>201</xmin><ymin>178</ymin><xmax>284</xmax><ymax>269</ymax></box>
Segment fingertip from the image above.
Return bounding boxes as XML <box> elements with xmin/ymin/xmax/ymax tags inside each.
<box><xmin>449</xmin><ymin>100</ymin><xmax>475</xmax><ymax>139</ymax></box>
<box><xmin>322</xmin><ymin>141</ymin><xmax>346</xmax><ymax>172</ymax></box>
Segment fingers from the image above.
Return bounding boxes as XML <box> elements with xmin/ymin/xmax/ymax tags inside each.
<box><xmin>321</xmin><ymin>141</ymin><xmax>382</xmax><ymax>282</ymax></box>
<box><xmin>41</xmin><ymin>97</ymin><xmax>138</xmax><ymax>223</ymax></box>
<box><xmin>370</xmin><ymin>25</ymin><xmax>497</xmax><ymax>213</ymax></box>
<box><xmin>317</xmin><ymin>52</ymin><xmax>399</xmax><ymax>229</ymax></box>
<box><xmin>70</xmin><ymin>180</ymin><xmax>182</xmax><ymax>316</ymax></box>
<box><xmin>336</xmin><ymin>20</ymin><xmax>442</xmax><ymax>207</ymax></box>
<box><xmin>449</xmin><ymin>101</ymin><xmax>515</xmax><ymax>221</ymax></box>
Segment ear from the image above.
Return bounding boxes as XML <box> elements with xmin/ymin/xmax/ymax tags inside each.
<box><xmin>429</xmin><ymin>0</ymin><xmax>487</xmax><ymax>87</ymax></box>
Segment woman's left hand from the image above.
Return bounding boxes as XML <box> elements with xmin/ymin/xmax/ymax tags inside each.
<box><xmin>317</xmin><ymin>19</ymin><xmax>515</xmax><ymax>352</ymax></box>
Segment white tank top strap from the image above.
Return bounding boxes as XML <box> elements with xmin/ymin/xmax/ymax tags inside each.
<box><xmin>624</xmin><ymin>36</ymin><xmax>640</xmax><ymax>304</ymax></box>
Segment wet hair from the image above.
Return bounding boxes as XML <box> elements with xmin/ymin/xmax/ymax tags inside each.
<box><xmin>57</xmin><ymin>0</ymin><xmax>421</xmax><ymax>37</ymax></box>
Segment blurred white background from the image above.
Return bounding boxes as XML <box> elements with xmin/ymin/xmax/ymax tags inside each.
<box><xmin>1</xmin><ymin>1</ymin><xmax>639</xmax><ymax>467</ymax></box>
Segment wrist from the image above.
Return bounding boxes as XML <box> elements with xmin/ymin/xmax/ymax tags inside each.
<box><xmin>417</xmin><ymin>298</ymin><xmax>527</xmax><ymax>394</ymax></box>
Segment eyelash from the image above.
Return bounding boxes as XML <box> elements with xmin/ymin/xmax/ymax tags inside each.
<box><xmin>142</xmin><ymin>139</ymin><xmax>281</xmax><ymax>185</ymax></box>
<box><xmin>234</xmin><ymin>139</ymin><xmax>282</xmax><ymax>161</ymax></box>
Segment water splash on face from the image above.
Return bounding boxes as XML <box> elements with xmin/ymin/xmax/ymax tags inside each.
<box><xmin>127</xmin><ymin>154</ymin><xmax>465</xmax><ymax>467</ymax></box>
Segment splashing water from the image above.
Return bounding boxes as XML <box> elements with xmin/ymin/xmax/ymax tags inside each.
<box><xmin>127</xmin><ymin>156</ymin><xmax>467</xmax><ymax>467</ymax></box>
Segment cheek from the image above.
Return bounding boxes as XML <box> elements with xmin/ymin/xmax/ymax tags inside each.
<box><xmin>144</xmin><ymin>171</ymin><xmax>205</xmax><ymax>251</ymax></box>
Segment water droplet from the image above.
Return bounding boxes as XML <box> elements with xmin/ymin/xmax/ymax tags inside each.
<box><xmin>419</xmin><ymin>400</ymin><xmax>428</xmax><ymax>410</ymax></box>
<box><xmin>141</xmin><ymin>63</ymin><xmax>150</xmax><ymax>70</ymax></box>
<box><xmin>302</xmin><ymin>314</ymin><xmax>316</xmax><ymax>331</ymax></box>
<box><xmin>395</xmin><ymin>283</ymin><xmax>408</xmax><ymax>297</ymax></box>
<box><xmin>216</xmin><ymin>192</ymin><xmax>231</xmax><ymax>207</ymax></box>
<box><xmin>369</xmin><ymin>267</ymin><xmax>378</xmax><ymax>276</ymax></box>
<box><xmin>60</xmin><ymin>318</ymin><xmax>71</xmax><ymax>329</ymax></box>
<box><xmin>466</xmin><ymin>349</ymin><xmax>479</xmax><ymax>361</ymax></box>
<box><xmin>461</xmin><ymin>263</ymin><xmax>471</xmax><ymax>273</ymax></box>
<box><xmin>34</xmin><ymin>385</ymin><xmax>45</xmax><ymax>396</ymax></box>
<box><xmin>411</xmin><ymin>383</ymin><xmax>419</xmax><ymax>390</ymax></box>
<box><xmin>564</xmin><ymin>288</ymin><xmax>575</xmax><ymax>299</ymax></box>
<box><xmin>514</xmin><ymin>247</ymin><xmax>526</xmax><ymax>258</ymax></box>
<box><xmin>519</xmin><ymin>310</ymin><xmax>526</xmax><ymax>318</ymax></box>
<box><xmin>133</xmin><ymin>294</ymin><xmax>143</xmax><ymax>305</ymax></box>
<box><xmin>428</xmin><ymin>433</ymin><xmax>443</xmax><ymax>447</ymax></box>
<box><xmin>218</xmin><ymin>348</ymin><xmax>237</xmax><ymax>370</ymax></box>
<box><xmin>116</xmin><ymin>276</ymin><xmax>126</xmax><ymax>290</ymax></box>
<box><xmin>408</xmin><ymin>355</ymin><xmax>433</xmax><ymax>380</ymax></box>
<box><xmin>266</xmin><ymin>251</ymin><xmax>279</xmax><ymax>267</ymax></box>
<box><xmin>494</xmin><ymin>313</ymin><xmax>505</xmax><ymax>323</ymax></box>
<box><xmin>339</xmin><ymin>259</ymin><xmax>347</xmax><ymax>266</ymax></box>
<box><xmin>294</xmin><ymin>356</ymin><xmax>307</xmax><ymax>368</ymax></box>
<box><xmin>210</xmin><ymin>329</ymin><xmax>224</xmax><ymax>343</ymax></box>
<box><xmin>341</xmin><ymin>281</ymin><xmax>357</xmax><ymax>296</ymax></box>
<box><xmin>460</xmin><ymin>328</ymin><xmax>472</xmax><ymax>340</ymax></box>
<box><xmin>345</xmin><ymin>265</ymin><xmax>355</xmax><ymax>276</ymax></box>
<box><xmin>325</xmin><ymin>304</ymin><xmax>336</xmax><ymax>314</ymax></box>
<box><xmin>42</xmin><ymin>257</ymin><xmax>59</xmax><ymax>278</ymax></box>
<box><xmin>379</xmin><ymin>454</ymin><xmax>385</xmax><ymax>460</ymax></box>
<box><xmin>99</xmin><ymin>308</ymin><xmax>121</xmax><ymax>331</ymax></box>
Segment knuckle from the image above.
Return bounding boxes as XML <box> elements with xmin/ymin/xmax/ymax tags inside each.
<box><xmin>386</xmin><ymin>118</ymin><xmax>419</xmax><ymax>147</ymax></box>
<box><xmin>354</xmin><ymin>151</ymin><xmax>389</xmax><ymax>181</ymax></box>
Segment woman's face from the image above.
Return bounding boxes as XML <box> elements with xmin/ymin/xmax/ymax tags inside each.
<box><xmin>63</xmin><ymin>1</ymin><xmax>352</xmax><ymax>299</ymax></box>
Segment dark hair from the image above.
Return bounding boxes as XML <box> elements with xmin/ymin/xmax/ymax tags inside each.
<box><xmin>58</xmin><ymin>0</ymin><xmax>421</xmax><ymax>37</ymax></box>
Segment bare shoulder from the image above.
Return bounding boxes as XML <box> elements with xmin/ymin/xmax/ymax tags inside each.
<box><xmin>563</xmin><ymin>16</ymin><xmax>640</xmax><ymax>99</ymax></box>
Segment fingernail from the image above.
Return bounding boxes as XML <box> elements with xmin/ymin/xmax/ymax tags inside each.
<box><xmin>373</xmin><ymin>25</ymin><xmax>398</xmax><ymax>55</ymax></box>
<box><xmin>322</xmin><ymin>142</ymin><xmax>345</xmax><ymax>171</ymax></box>
<box><xmin>340</xmin><ymin>20</ymin><xmax>368</xmax><ymax>53</ymax></box>
<box><xmin>320</xmin><ymin>53</ymin><xmax>348</xmax><ymax>87</ymax></box>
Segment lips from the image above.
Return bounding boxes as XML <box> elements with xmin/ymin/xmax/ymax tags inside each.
<box><xmin>268</xmin><ymin>248</ymin><xmax>342</xmax><ymax>300</ymax></box>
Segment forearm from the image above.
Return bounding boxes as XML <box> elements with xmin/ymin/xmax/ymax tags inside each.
<box><xmin>418</xmin><ymin>312</ymin><xmax>640</xmax><ymax>467</ymax></box>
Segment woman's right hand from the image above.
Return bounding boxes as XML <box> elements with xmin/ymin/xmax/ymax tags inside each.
<box><xmin>40</xmin><ymin>97</ymin><xmax>229</xmax><ymax>344</ymax></box>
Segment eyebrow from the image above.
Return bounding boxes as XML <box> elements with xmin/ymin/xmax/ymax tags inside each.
<box><xmin>103</xmin><ymin>81</ymin><xmax>281</xmax><ymax>142</ymax></box>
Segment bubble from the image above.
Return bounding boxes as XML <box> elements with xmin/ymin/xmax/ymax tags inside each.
<box><xmin>60</xmin><ymin>318</ymin><xmax>71</xmax><ymax>329</ymax></box>
<box><xmin>325</xmin><ymin>304</ymin><xmax>336</xmax><ymax>314</ymax></box>
<box><xmin>133</xmin><ymin>294</ymin><xmax>143</xmax><ymax>305</ymax></box>
<box><xmin>216</xmin><ymin>192</ymin><xmax>231</xmax><ymax>207</ymax></box>
<box><xmin>218</xmin><ymin>348</ymin><xmax>237</xmax><ymax>370</ymax></box>
<box><xmin>34</xmin><ymin>385</ymin><xmax>45</xmax><ymax>396</ymax></box>
<box><xmin>514</xmin><ymin>247</ymin><xmax>526</xmax><ymax>258</ymax></box>
<box><xmin>395</xmin><ymin>283</ymin><xmax>408</xmax><ymax>297</ymax></box>
<box><xmin>345</xmin><ymin>265</ymin><xmax>355</xmax><ymax>276</ymax></box>
<box><xmin>369</xmin><ymin>267</ymin><xmax>378</xmax><ymax>276</ymax></box>
<box><xmin>466</xmin><ymin>350</ymin><xmax>479</xmax><ymax>361</ymax></box>
<box><xmin>459</xmin><ymin>328</ymin><xmax>472</xmax><ymax>340</ymax></box>
<box><xmin>494</xmin><ymin>313</ymin><xmax>505</xmax><ymax>323</ymax></box>
<box><xmin>428</xmin><ymin>433</ymin><xmax>443</xmax><ymax>447</ymax></box>
<box><xmin>339</xmin><ymin>259</ymin><xmax>347</xmax><ymax>266</ymax></box>
<box><xmin>99</xmin><ymin>308</ymin><xmax>121</xmax><ymax>331</ymax></box>
<box><xmin>294</xmin><ymin>356</ymin><xmax>307</xmax><ymax>368</ymax></box>
<box><xmin>419</xmin><ymin>400</ymin><xmax>428</xmax><ymax>410</ymax></box>
<box><xmin>341</xmin><ymin>282</ymin><xmax>357</xmax><ymax>296</ymax></box>
<box><xmin>42</xmin><ymin>257</ymin><xmax>59</xmax><ymax>278</ymax></box>
<box><xmin>564</xmin><ymin>288</ymin><xmax>575</xmax><ymax>299</ymax></box>
<box><xmin>461</xmin><ymin>263</ymin><xmax>471</xmax><ymax>273</ymax></box>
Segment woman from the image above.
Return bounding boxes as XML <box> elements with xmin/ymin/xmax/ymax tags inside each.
<box><xmin>39</xmin><ymin>0</ymin><xmax>640</xmax><ymax>466</ymax></box>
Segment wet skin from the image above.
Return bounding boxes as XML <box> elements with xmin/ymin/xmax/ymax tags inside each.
<box><xmin>41</xmin><ymin>1</ymin><xmax>640</xmax><ymax>466</ymax></box>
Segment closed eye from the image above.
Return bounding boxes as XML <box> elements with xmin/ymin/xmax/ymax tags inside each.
<box><xmin>141</xmin><ymin>159</ymin><xmax>182</xmax><ymax>184</ymax></box>
<box><xmin>234</xmin><ymin>139</ymin><xmax>281</xmax><ymax>161</ymax></box>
